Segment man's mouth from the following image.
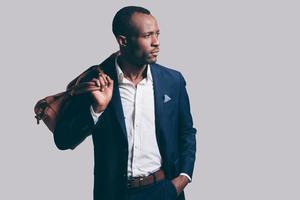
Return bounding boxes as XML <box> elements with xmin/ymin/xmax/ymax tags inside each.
<box><xmin>151</xmin><ymin>49</ymin><xmax>160</xmax><ymax>56</ymax></box>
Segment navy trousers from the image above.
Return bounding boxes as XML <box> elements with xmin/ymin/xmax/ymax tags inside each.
<box><xmin>127</xmin><ymin>179</ymin><xmax>178</xmax><ymax>200</ymax></box>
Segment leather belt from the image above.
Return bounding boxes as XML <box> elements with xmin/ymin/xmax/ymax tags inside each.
<box><xmin>127</xmin><ymin>169</ymin><xmax>165</xmax><ymax>189</ymax></box>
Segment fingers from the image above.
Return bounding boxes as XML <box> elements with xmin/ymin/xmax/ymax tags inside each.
<box><xmin>106</xmin><ymin>75</ymin><xmax>114</xmax><ymax>88</ymax></box>
<box><xmin>91</xmin><ymin>72</ymin><xmax>113</xmax><ymax>92</ymax></box>
<box><xmin>98</xmin><ymin>74</ymin><xmax>108</xmax><ymax>90</ymax></box>
<box><xmin>91</xmin><ymin>78</ymin><xmax>101</xmax><ymax>87</ymax></box>
<box><xmin>98</xmin><ymin>73</ymin><xmax>107</xmax><ymax>92</ymax></box>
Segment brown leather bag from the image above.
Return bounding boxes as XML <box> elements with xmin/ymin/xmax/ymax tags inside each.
<box><xmin>34</xmin><ymin>66</ymin><xmax>102</xmax><ymax>133</ymax></box>
<box><xmin>34</xmin><ymin>52</ymin><xmax>118</xmax><ymax>133</ymax></box>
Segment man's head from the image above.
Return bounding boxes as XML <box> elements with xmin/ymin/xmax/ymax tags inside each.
<box><xmin>112</xmin><ymin>6</ymin><xmax>160</xmax><ymax>66</ymax></box>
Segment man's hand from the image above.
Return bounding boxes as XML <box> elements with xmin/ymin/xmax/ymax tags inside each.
<box><xmin>171</xmin><ymin>175</ymin><xmax>190</xmax><ymax>197</ymax></box>
<box><xmin>90</xmin><ymin>72</ymin><xmax>114</xmax><ymax>113</ymax></box>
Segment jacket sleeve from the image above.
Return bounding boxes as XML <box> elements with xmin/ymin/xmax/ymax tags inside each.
<box><xmin>178</xmin><ymin>73</ymin><xmax>197</xmax><ymax>179</ymax></box>
<box><xmin>53</xmin><ymin>92</ymin><xmax>95</xmax><ymax>150</ymax></box>
<box><xmin>53</xmin><ymin>64</ymin><xmax>104</xmax><ymax>150</ymax></box>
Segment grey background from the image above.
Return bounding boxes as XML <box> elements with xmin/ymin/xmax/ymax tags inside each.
<box><xmin>1</xmin><ymin>0</ymin><xmax>299</xmax><ymax>199</ymax></box>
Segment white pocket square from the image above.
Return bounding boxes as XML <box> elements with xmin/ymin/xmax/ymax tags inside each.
<box><xmin>163</xmin><ymin>94</ymin><xmax>171</xmax><ymax>103</ymax></box>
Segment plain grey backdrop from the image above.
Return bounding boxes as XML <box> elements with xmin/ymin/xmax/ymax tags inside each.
<box><xmin>1</xmin><ymin>0</ymin><xmax>299</xmax><ymax>199</ymax></box>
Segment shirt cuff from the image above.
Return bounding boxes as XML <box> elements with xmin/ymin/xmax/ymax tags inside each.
<box><xmin>179</xmin><ymin>173</ymin><xmax>192</xmax><ymax>183</ymax></box>
<box><xmin>90</xmin><ymin>105</ymin><xmax>103</xmax><ymax>124</ymax></box>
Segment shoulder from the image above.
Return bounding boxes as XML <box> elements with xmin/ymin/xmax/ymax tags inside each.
<box><xmin>150</xmin><ymin>63</ymin><xmax>184</xmax><ymax>83</ymax></box>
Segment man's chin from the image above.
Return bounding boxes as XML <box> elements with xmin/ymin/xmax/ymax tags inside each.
<box><xmin>147</xmin><ymin>57</ymin><xmax>158</xmax><ymax>64</ymax></box>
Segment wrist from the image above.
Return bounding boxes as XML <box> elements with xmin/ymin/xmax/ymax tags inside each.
<box><xmin>178</xmin><ymin>175</ymin><xmax>190</xmax><ymax>185</ymax></box>
<box><xmin>92</xmin><ymin>102</ymin><xmax>106</xmax><ymax>113</ymax></box>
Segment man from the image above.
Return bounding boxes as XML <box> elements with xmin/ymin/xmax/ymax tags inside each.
<box><xmin>54</xmin><ymin>6</ymin><xmax>196</xmax><ymax>200</ymax></box>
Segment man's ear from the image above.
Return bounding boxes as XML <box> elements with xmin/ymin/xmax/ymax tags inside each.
<box><xmin>116</xmin><ymin>35</ymin><xmax>127</xmax><ymax>47</ymax></box>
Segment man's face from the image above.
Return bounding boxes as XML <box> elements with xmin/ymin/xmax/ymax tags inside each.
<box><xmin>124</xmin><ymin>13</ymin><xmax>160</xmax><ymax>66</ymax></box>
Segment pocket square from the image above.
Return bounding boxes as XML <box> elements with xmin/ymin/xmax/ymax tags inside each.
<box><xmin>163</xmin><ymin>94</ymin><xmax>171</xmax><ymax>103</ymax></box>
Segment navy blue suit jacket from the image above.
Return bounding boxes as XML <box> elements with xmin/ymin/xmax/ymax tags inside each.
<box><xmin>54</xmin><ymin>53</ymin><xmax>196</xmax><ymax>200</ymax></box>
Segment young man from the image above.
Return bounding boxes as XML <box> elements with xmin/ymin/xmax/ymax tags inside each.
<box><xmin>54</xmin><ymin>6</ymin><xmax>196</xmax><ymax>200</ymax></box>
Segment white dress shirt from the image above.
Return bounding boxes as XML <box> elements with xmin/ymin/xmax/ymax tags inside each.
<box><xmin>90</xmin><ymin>56</ymin><xmax>191</xmax><ymax>181</ymax></box>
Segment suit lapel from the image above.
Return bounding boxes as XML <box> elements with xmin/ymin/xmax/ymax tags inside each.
<box><xmin>111</xmin><ymin>81</ymin><xmax>127</xmax><ymax>137</ymax></box>
<box><xmin>101</xmin><ymin>54</ymin><xmax>127</xmax><ymax>137</ymax></box>
<box><xmin>150</xmin><ymin>64</ymin><xmax>164</xmax><ymax>149</ymax></box>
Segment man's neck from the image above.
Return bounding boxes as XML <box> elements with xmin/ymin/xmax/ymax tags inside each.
<box><xmin>117</xmin><ymin>55</ymin><xmax>147</xmax><ymax>84</ymax></box>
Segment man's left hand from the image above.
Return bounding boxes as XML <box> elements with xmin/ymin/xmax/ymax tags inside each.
<box><xmin>171</xmin><ymin>175</ymin><xmax>190</xmax><ymax>197</ymax></box>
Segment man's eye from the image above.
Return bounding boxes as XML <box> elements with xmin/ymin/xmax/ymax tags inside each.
<box><xmin>144</xmin><ymin>34</ymin><xmax>151</xmax><ymax>38</ymax></box>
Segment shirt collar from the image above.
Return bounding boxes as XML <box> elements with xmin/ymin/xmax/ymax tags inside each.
<box><xmin>115</xmin><ymin>56</ymin><xmax>153</xmax><ymax>84</ymax></box>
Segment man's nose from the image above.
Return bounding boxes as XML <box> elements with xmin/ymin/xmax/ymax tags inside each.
<box><xmin>152</xmin><ymin>35</ymin><xmax>160</xmax><ymax>47</ymax></box>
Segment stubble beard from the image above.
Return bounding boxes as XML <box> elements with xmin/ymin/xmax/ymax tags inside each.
<box><xmin>145</xmin><ymin>52</ymin><xmax>158</xmax><ymax>64</ymax></box>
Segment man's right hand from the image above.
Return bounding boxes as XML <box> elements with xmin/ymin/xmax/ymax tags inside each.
<box><xmin>89</xmin><ymin>72</ymin><xmax>114</xmax><ymax>113</ymax></box>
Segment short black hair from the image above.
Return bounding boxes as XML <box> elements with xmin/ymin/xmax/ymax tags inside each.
<box><xmin>112</xmin><ymin>6</ymin><xmax>151</xmax><ymax>37</ymax></box>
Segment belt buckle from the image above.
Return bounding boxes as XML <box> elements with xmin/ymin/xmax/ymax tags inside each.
<box><xmin>127</xmin><ymin>176</ymin><xmax>146</xmax><ymax>188</ymax></box>
<box><xmin>137</xmin><ymin>176</ymin><xmax>146</xmax><ymax>187</ymax></box>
